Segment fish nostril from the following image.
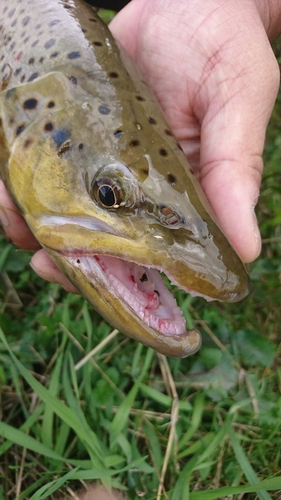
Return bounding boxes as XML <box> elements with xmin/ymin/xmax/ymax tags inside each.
<box><xmin>159</xmin><ymin>205</ymin><xmax>185</xmax><ymax>227</ymax></box>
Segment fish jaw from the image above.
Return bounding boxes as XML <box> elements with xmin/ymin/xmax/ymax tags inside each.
<box><xmin>32</xmin><ymin>214</ymin><xmax>249</xmax><ymax>358</ymax></box>
<box><xmin>45</xmin><ymin>247</ymin><xmax>202</xmax><ymax>358</ymax></box>
<box><xmin>34</xmin><ymin>217</ymin><xmax>251</xmax><ymax>305</ymax></box>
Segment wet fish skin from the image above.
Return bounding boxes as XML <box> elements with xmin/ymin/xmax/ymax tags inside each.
<box><xmin>0</xmin><ymin>0</ymin><xmax>250</xmax><ymax>357</ymax></box>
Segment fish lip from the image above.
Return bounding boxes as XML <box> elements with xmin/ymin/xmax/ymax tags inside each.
<box><xmin>39</xmin><ymin>215</ymin><xmax>249</xmax><ymax>302</ymax></box>
<box><xmin>40</xmin><ymin>214</ymin><xmax>121</xmax><ymax>235</ymax></box>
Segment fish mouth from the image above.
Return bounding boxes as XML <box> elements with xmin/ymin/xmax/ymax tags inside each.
<box><xmin>63</xmin><ymin>252</ymin><xmax>197</xmax><ymax>337</ymax></box>
<box><xmin>38</xmin><ymin>214</ymin><xmax>211</xmax><ymax>342</ymax></box>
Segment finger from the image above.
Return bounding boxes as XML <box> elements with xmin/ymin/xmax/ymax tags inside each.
<box><xmin>0</xmin><ymin>180</ymin><xmax>40</xmax><ymax>250</ymax></box>
<box><xmin>198</xmin><ymin>24</ymin><xmax>280</xmax><ymax>262</ymax></box>
<box><xmin>68</xmin><ymin>485</ymin><xmax>122</xmax><ymax>499</ymax></box>
<box><xmin>31</xmin><ymin>249</ymin><xmax>78</xmax><ymax>294</ymax></box>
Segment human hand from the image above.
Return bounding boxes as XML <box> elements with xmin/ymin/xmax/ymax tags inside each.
<box><xmin>64</xmin><ymin>484</ymin><xmax>122</xmax><ymax>500</ymax></box>
<box><xmin>110</xmin><ymin>0</ymin><xmax>281</xmax><ymax>263</ymax></box>
<box><xmin>1</xmin><ymin>0</ymin><xmax>280</xmax><ymax>288</ymax></box>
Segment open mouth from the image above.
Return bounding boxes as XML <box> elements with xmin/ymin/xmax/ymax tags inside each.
<box><xmin>64</xmin><ymin>254</ymin><xmax>189</xmax><ymax>336</ymax></box>
<box><xmin>40</xmin><ymin>215</ymin><xmax>205</xmax><ymax>338</ymax></box>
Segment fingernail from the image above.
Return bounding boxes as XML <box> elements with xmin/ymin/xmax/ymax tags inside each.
<box><xmin>252</xmin><ymin>209</ymin><xmax>261</xmax><ymax>257</ymax></box>
<box><xmin>0</xmin><ymin>208</ymin><xmax>9</xmax><ymax>228</ymax></box>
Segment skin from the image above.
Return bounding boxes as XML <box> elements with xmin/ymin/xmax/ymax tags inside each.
<box><xmin>0</xmin><ymin>0</ymin><xmax>280</xmax><ymax>289</ymax></box>
<box><xmin>65</xmin><ymin>485</ymin><xmax>124</xmax><ymax>500</ymax></box>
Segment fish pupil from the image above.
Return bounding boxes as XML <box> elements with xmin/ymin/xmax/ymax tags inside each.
<box><xmin>99</xmin><ymin>184</ymin><xmax>116</xmax><ymax>207</ymax></box>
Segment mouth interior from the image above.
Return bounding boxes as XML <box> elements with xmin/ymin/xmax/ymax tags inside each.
<box><xmin>65</xmin><ymin>254</ymin><xmax>187</xmax><ymax>336</ymax></box>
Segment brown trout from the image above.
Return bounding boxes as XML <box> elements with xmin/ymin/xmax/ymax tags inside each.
<box><xmin>0</xmin><ymin>0</ymin><xmax>250</xmax><ymax>358</ymax></box>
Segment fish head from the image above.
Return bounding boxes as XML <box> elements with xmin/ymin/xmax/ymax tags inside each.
<box><xmin>2</xmin><ymin>71</ymin><xmax>250</xmax><ymax>357</ymax></box>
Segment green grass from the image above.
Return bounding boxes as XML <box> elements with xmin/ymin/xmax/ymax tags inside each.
<box><xmin>1</xmin><ymin>35</ymin><xmax>281</xmax><ymax>500</ymax></box>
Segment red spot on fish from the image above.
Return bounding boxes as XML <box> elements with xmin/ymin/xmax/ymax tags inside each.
<box><xmin>129</xmin><ymin>275</ymin><xmax>135</xmax><ymax>283</ymax></box>
<box><xmin>15</xmin><ymin>51</ymin><xmax>23</xmax><ymax>61</ymax></box>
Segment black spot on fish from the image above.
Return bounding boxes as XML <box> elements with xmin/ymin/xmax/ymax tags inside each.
<box><xmin>11</xmin><ymin>19</ymin><xmax>17</xmax><ymax>27</ymax></box>
<box><xmin>154</xmin><ymin>290</ymin><xmax>160</xmax><ymax>296</ymax></box>
<box><xmin>44</xmin><ymin>122</ymin><xmax>54</xmax><ymax>132</ymax></box>
<box><xmin>15</xmin><ymin>124</ymin><xmax>25</xmax><ymax>136</ymax></box>
<box><xmin>52</xmin><ymin>128</ymin><xmax>69</xmax><ymax>147</ymax></box>
<box><xmin>47</xmin><ymin>100</ymin><xmax>55</xmax><ymax>108</ymax></box>
<box><xmin>109</xmin><ymin>71</ymin><xmax>119</xmax><ymax>78</ymax></box>
<box><xmin>35</xmin><ymin>24</ymin><xmax>41</xmax><ymax>30</ymax></box>
<box><xmin>130</xmin><ymin>139</ymin><xmax>140</xmax><ymax>147</ymax></box>
<box><xmin>67</xmin><ymin>51</ymin><xmax>81</xmax><ymax>59</ymax></box>
<box><xmin>149</xmin><ymin>117</ymin><xmax>157</xmax><ymax>124</ymax></box>
<box><xmin>190</xmin><ymin>168</ymin><xmax>195</xmax><ymax>175</ymax></box>
<box><xmin>57</xmin><ymin>140</ymin><xmax>71</xmax><ymax>157</ymax></box>
<box><xmin>114</xmin><ymin>129</ymin><xmax>123</xmax><ymax>138</ymax></box>
<box><xmin>31</xmin><ymin>40</ymin><xmax>39</xmax><ymax>48</ymax></box>
<box><xmin>165</xmin><ymin>129</ymin><xmax>173</xmax><ymax>136</ymax></box>
<box><xmin>49</xmin><ymin>19</ymin><xmax>60</xmax><ymax>26</ymax></box>
<box><xmin>10</xmin><ymin>42</ymin><xmax>15</xmax><ymax>51</ymax></box>
<box><xmin>136</xmin><ymin>95</ymin><xmax>145</xmax><ymax>101</ymax></box>
<box><xmin>23</xmin><ymin>98</ymin><xmax>38</xmax><ymax>110</ymax></box>
<box><xmin>22</xmin><ymin>16</ymin><xmax>30</xmax><ymax>26</ymax></box>
<box><xmin>98</xmin><ymin>105</ymin><xmax>111</xmax><ymax>115</ymax></box>
<box><xmin>167</xmin><ymin>173</ymin><xmax>176</xmax><ymax>184</ymax></box>
<box><xmin>141</xmin><ymin>168</ymin><xmax>148</xmax><ymax>176</ymax></box>
<box><xmin>78</xmin><ymin>143</ymin><xmax>84</xmax><ymax>150</ymax></box>
<box><xmin>50</xmin><ymin>51</ymin><xmax>59</xmax><ymax>58</ymax></box>
<box><xmin>28</xmin><ymin>57</ymin><xmax>35</xmax><ymax>65</ymax></box>
<box><xmin>9</xmin><ymin>117</ymin><xmax>14</xmax><ymax>125</ymax></box>
<box><xmin>2</xmin><ymin>73</ymin><xmax>9</xmax><ymax>89</ymax></box>
<box><xmin>23</xmin><ymin>138</ymin><xmax>32</xmax><ymax>149</ymax></box>
<box><xmin>27</xmin><ymin>72</ymin><xmax>39</xmax><ymax>82</ymax></box>
<box><xmin>177</xmin><ymin>143</ymin><xmax>183</xmax><ymax>152</ymax></box>
<box><xmin>8</xmin><ymin>8</ymin><xmax>16</xmax><ymax>18</ymax></box>
<box><xmin>4</xmin><ymin>35</ymin><xmax>12</xmax><ymax>47</ymax></box>
<box><xmin>39</xmin><ymin>57</ymin><xmax>44</xmax><ymax>63</ymax></box>
<box><xmin>81</xmin><ymin>28</ymin><xmax>87</xmax><ymax>33</ymax></box>
<box><xmin>23</xmin><ymin>37</ymin><xmax>30</xmax><ymax>44</ymax></box>
<box><xmin>159</xmin><ymin>148</ymin><xmax>168</xmax><ymax>157</ymax></box>
<box><xmin>6</xmin><ymin>87</ymin><xmax>17</xmax><ymax>100</ymax></box>
<box><xmin>77</xmin><ymin>259</ymin><xmax>81</xmax><ymax>264</ymax></box>
<box><xmin>93</xmin><ymin>41</ymin><xmax>102</xmax><ymax>46</ymax></box>
<box><xmin>20</xmin><ymin>75</ymin><xmax>26</xmax><ymax>82</ymax></box>
<box><xmin>44</xmin><ymin>39</ymin><xmax>55</xmax><ymax>50</ymax></box>
<box><xmin>89</xmin><ymin>18</ymin><xmax>98</xmax><ymax>22</ymax></box>
<box><xmin>69</xmin><ymin>75</ymin><xmax>77</xmax><ymax>84</ymax></box>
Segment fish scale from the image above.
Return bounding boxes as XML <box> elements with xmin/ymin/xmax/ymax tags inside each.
<box><xmin>0</xmin><ymin>0</ymin><xmax>250</xmax><ymax>357</ymax></box>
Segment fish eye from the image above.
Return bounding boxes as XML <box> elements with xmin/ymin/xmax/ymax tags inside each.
<box><xmin>90</xmin><ymin>162</ymin><xmax>142</xmax><ymax>210</ymax></box>
<box><xmin>94</xmin><ymin>177</ymin><xmax>123</xmax><ymax>209</ymax></box>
